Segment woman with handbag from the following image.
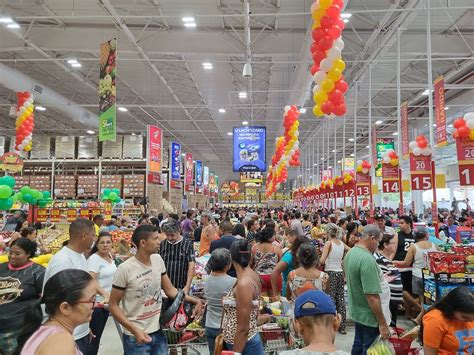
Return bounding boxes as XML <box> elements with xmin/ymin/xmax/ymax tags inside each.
<box><xmin>204</xmin><ymin>249</ymin><xmax>236</xmax><ymax>355</ymax></box>
<box><xmin>320</xmin><ymin>223</ymin><xmax>350</xmax><ymax>334</ymax></box>
<box><xmin>250</xmin><ymin>227</ymin><xmax>282</xmax><ymax>297</ymax></box>
<box><xmin>219</xmin><ymin>239</ymin><xmax>264</xmax><ymax>355</ymax></box>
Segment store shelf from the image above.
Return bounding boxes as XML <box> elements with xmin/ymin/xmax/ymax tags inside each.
<box><xmin>422</xmin><ymin>269</ymin><xmax>474</xmax><ymax>281</ymax></box>
<box><xmin>423</xmin><ymin>291</ymin><xmax>435</xmax><ymax>302</ymax></box>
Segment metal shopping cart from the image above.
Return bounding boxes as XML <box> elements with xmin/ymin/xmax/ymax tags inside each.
<box><xmin>258</xmin><ymin>317</ymin><xmax>294</xmax><ymax>354</ymax></box>
<box><xmin>163</xmin><ymin>328</ymin><xmax>208</xmax><ymax>355</ymax></box>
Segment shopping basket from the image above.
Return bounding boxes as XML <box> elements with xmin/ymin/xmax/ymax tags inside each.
<box><xmin>163</xmin><ymin>328</ymin><xmax>208</xmax><ymax>354</ymax></box>
<box><xmin>388</xmin><ymin>327</ymin><xmax>416</xmax><ymax>355</ymax></box>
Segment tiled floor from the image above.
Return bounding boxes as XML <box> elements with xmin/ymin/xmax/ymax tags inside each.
<box><xmin>98</xmin><ymin>316</ymin><xmax>417</xmax><ymax>354</ymax></box>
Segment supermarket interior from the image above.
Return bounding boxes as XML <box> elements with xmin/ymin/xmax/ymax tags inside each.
<box><xmin>0</xmin><ymin>0</ymin><xmax>473</xmax><ymax>355</ymax></box>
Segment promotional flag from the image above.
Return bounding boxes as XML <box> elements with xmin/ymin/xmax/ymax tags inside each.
<box><xmin>401</xmin><ymin>102</ymin><xmax>409</xmax><ymax>159</ymax></box>
<box><xmin>434</xmin><ymin>76</ymin><xmax>447</xmax><ymax>147</ymax></box>
<box><xmin>184</xmin><ymin>153</ymin><xmax>193</xmax><ymax>191</ymax></box>
<box><xmin>99</xmin><ymin>38</ymin><xmax>117</xmax><ymax>142</ymax></box>
<box><xmin>147</xmin><ymin>125</ymin><xmax>162</xmax><ymax>184</ymax></box>
<box><xmin>233</xmin><ymin>126</ymin><xmax>266</xmax><ymax>172</ymax></box>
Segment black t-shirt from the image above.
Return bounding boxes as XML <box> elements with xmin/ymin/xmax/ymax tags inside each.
<box><xmin>394</xmin><ymin>230</ymin><xmax>416</xmax><ymax>262</ymax></box>
<box><xmin>193</xmin><ymin>225</ymin><xmax>203</xmax><ymax>242</ymax></box>
<box><xmin>0</xmin><ymin>262</ymin><xmax>45</xmax><ymax>331</ymax></box>
<box><xmin>209</xmin><ymin>235</ymin><xmax>238</xmax><ymax>277</ymax></box>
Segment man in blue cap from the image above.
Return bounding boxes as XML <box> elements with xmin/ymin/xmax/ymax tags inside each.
<box><xmin>280</xmin><ymin>290</ymin><xmax>349</xmax><ymax>355</ymax></box>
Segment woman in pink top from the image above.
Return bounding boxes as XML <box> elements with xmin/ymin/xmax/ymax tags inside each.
<box><xmin>15</xmin><ymin>269</ymin><xmax>96</xmax><ymax>355</ymax></box>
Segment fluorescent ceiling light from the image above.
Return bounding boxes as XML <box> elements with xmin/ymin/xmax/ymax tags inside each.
<box><xmin>182</xmin><ymin>17</ymin><xmax>195</xmax><ymax>22</ymax></box>
<box><xmin>131</xmin><ymin>132</ymin><xmax>136</xmax><ymax>136</ymax></box>
<box><xmin>366</xmin><ymin>145</ymin><xmax>370</xmax><ymax>148</ymax></box>
<box><xmin>71</xmin><ymin>63</ymin><xmax>82</xmax><ymax>68</ymax></box>
<box><xmin>421</xmin><ymin>89</ymin><xmax>430</xmax><ymax>96</ymax></box>
<box><xmin>445</xmin><ymin>106</ymin><xmax>450</xmax><ymax>110</ymax></box>
<box><xmin>184</xmin><ymin>22</ymin><xmax>196</xmax><ymax>28</ymax></box>
<box><xmin>227</xmin><ymin>132</ymin><xmax>233</xmax><ymax>136</ymax></box>
<box><xmin>433</xmin><ymin>124</ymin><xmax>437</xmax><ymax>127</ymax></box>
<box><xmin>313</xmin><ymin>163</ymin><xmax>317</xmax><ymax>166</ymax></box>
<box><xmin>118</xmin><ymin>107</ymin><xmax>128</xmax><ymax>112</ymax></box>
<box><xmin>67</xmin><ymin>59</ymin><xmax>78</xmax><ymax>64</ymax></box>
<box><xmin>392</xmin><ymin>132</ymin><xmax>399</xmax><ymax>136</ymax></box>
<box><xmin>7</xmin><ymin>22</ymin><xmax>20</xmax><ymax>29</ymax></box>
<box><xmin>182</xmin><ymin>153</ymin><xmax>186</xmax><ymax>156</ymax></box>
<box><xmin>332</xmin><ymin>149</ymin><xmax>336</xmax><ymax>153</ymax></box>
<box><xmin>348</xmin><ymin>138</ymin><xmax>354</xmax><ymax>142</ymax></box>
<box><xmin>321</xmin><ymin>157</ymin><xmax>325</xmax><ymax>160</ymax></box>
<box><xmin>86</xmin><ymin>130</ymin><xmax>95</xmax><ymax>134</ymax></box>
<box><xmin>35</xmin><ymin>106</ymin><xmax>46</xmax><ymax>111</ymax></box>
<box><xmin>328</xmin><ymin>166</ymin><xmax>332</xmax><ymax>169</ymax></box>
<box><xmin>343</xmin><ymin>19</ymin><xmax>349</xmax><ymax>23</ymax></box>
<box><xmin>202</xmin><ymin>62</ymin><xmax>213</xmax><ymax>69</ymax></box>
<box><xmin>0</xmin><ymin>17</ymin><xmax>13</xmax><ymax>24</ymax></box>
<box><xmin>337</xmin><ymin>160</ymin><xmax>341</xmax><ymax>163</ymax></box>
<box><xmin>341</xmin><ymin>13</ymin><xmax>352</xmax><ymax>19</ymax></box>
<box><xmin>375</xmin><ymin>120</ymin><xmax>383</xmax><ymax>125</ymax></box>
<box><xmin>448</xmin><ymin>124</ymin><xmax>453</xmax><ymax>128</ymax></box>
<box><xmin>218</xmin><ymin>108</ymin><xmax>226</xmax><ymax>113</ymax></box>
<box><xmin>242</xmin><ymin>120</ymin><xmax>249</xmax><ymax>125</ymax></box>
<box><xmin>300</xmin><ymin>108</ymin><xmax>307</xmax><ymax>113</ymax></box>
<box><xmin>350</xmin><ymin>153</ymin><xmax>354</xmax><ymax>157</ymax></box>
<box><xmin>238</xmin><ymin>92</ymin><xmax>247</xmax><ymax>99</ymax></box>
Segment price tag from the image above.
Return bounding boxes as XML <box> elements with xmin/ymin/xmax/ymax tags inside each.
<box><xmin>410</xmin><ymin>154</ymin><xmax>433</xmax><ymax>191</ymax></box>
<box><xmin>50</xmin><ymin>209</ymin><xmax>61</xmax><ymax>222</ymax></box>
<box><xmin>80</xmin><ymin>208</ymin><xmax>90</xmax><ymax>219</ymax></box>
<box><xmin>456</xmin><ymin>138</ymin><xmax>474</xmax><ymax>186</ymax></box>
<box><xmin>67</xmin><ymin>209</ymin><xmax>77</xmax><ymax>222</ymax></box>
<box><xmin>37</xmin><ymin>208</ymin><xmax>48</xmax><ymax>222</ymax></box>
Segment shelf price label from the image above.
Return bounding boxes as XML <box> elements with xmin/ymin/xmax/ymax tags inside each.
<box><xmin>410</xmin><ymin>154</ymin><xmax>433</xmax><ymax>190</ymax></box>
<box><xmin>80</xmin><ymin>208</ymin><xmax>90</xmax><ymax>219</ymax></box>
<box><xmin>382</xmin><ymin>165</ymin><xmax>400</xmax><ymax>193</ymax></box>
<box><xmin>455</xmin><ymin>138</ymin><xmax>474</xmax><ymax>186</ymax></box>
<box><xmin>92</xmin><ymin>208</ymin><xmax>102</xmax><ymax>217</ymax></box>
<box><xmin>67</xmin><ymin>209</ymin><xmax>77</xmax><ymax>223</ymax></box>
<box><xmin>37</xmin><ymin>208</ymin><xmax>48</xmax><ymax>223</ymax></box>
<box><xmin>50</xmin><ymin>209</ymin><xmax>61</xmax><ymax>223</ymax></box>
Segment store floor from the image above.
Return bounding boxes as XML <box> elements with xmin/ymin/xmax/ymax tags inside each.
<box><xmin>98</xmin><ymin>316</ymin><xmax>417</xmax><ymax>354</ymax></box>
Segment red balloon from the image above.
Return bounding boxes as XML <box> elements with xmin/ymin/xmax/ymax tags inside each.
<box><xmin>334</xmin><ymin>18</ymin><xmax>346</xmax><ymax>30</ymax></box>
<box><xmin>458</xmin><ymin>126</ymin><xmax>470</xmax><ymax>138</ymax></box>
<box><xmin>333</xmin><ymin>103</ymin><xmax>346</xmax><ymax>116</ymax></box>
<box><xmin>310</xmin><ymin>42</ymin><xmax>319</xmax><ymax>54</ymax></box>
<box><xmin>310</xmin><ymin>65</ymin><xmax>319</xmax><ymax>75</ymax></box>
<box><xmin>453</xmin><ymin>131</ymin><xmax>460</xmax><ymax>139</ymax></box>
<box><xmin>312</xmin><ymin>28</ymin><xmax>327</xmax><ymax>43</ymax></box>
<box><xmin>320</xmin><ymin>16</ymin><xmax>334</xmax><ymax>29</ymax></box>
<box><xmin>312</xmin><ymin>51</ymin><xmax>326</xmax><ymax>65</ymax></box>
<box><xmin>418</xmin><ymin>139</ymin><xmax>428</xmax><ymax>148</ymax></box>
<box><xmin>327</xmin><ymin>5</ymin><xmax>341</xmax><ymax>19</ymax></box>
<box><xmin>328</xmin><ymin>25</ymin><xmax>342</xmax><ymax>40</ymax></box>
<box><xmin>453</xmin><ymin>118</ymin><xmax>466</xmax><ymax>129</ymax></box>
<box><xmin>335</xmin><ymin>80</ymin><xmax>348</xmax><ymax>93</ymax></box>
<box><xmin>332</xmin><ymin>0</ymin><xmax>344</xmax><ymax>9</ymax></box>
<box><xmin>388</xmin><ymin>151</ymin><xmax>397</xmax><ymax>159</ymax></box>
<box><xmin>416</xmin><ymin>135</ymin><xmax>426</xmax><ymax>142</ymax></box>
<box><xmin>321</xmin><ymin>101</ymin><xmax>334</xmax><ymax>115</ymax></box>
<box><xmin>328</xmin><ymin>89</ymin><xmax>343</xmax><ymax>104</ymax></box>
<box><xmin>319</xmin><ymin>36</ymin><xmax>333</xmax><ymax>51</ymax></box>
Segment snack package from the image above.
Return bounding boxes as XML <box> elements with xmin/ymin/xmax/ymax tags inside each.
<box><xmin>367</xmin><ymin>336</ymin><xmax>395</xmax><ymax>355</ymax></box>
<box><xmin>427</xmin><ymin>252</ymin><xmax>449</xmax><ymax>273</ymax></box>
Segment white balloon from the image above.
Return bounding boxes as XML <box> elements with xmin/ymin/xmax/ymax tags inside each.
<box><xmin>312</xmin><ymin>85</ymin><xmax>320</xmax><ymax>94</ymax></box>
<box><xmin>467</xmin><ymin>119</ymin><xmax>474</xmax><ymax>129</ymax></box>
<box><xmin>464</xmin><ymin>112</ymin><xmax>474</xmax><ymax>121</ymax></box>
<box><xmin>29</xmin><ymin>94</ymin><xmax>35</xmax><ymax>101</ymax></box>
<box><xmin>334</xmin><ymin>38</ymin><xmax>345</xmax><ymax>50</ymax></box>
<box><xmin>327</xmin><ymin>48</ymin><xmax>342</xmax><ymax>61</ymax></box>
<box><xmin>383</xmin><ymin>156</ymin><xmax>391</xmax><ymax>164</ymax></box>
<box><xmin>413</xmin><ymin>147</ymin><xmax>422</xmax><ymax>156</ymax></box>
<box><xmin>422</xmin><ymin>148</ymin><xmax>432</xmax><ymax>156</ymax></box>
<box><xmin>310</xmin><ymin>2</ymin><xmax>319</xmax><ymax>13</ymax></box>
<box><xmin>362</xmin><ymin>168</ymin><xmax>369</xmax><ymax>174</ymax></box>
<box><xmin>19</xmin><ymin>107</ymin><xmax>26</xmax><ymax>115</ymax></box>
<box><xmin>284</xmin><ymin>105</ymin><xmax>291</xmax><ymax>114</ymax></box>
<box><xmin>409</xmin><ymin>141</ymin><xmax>417</xmax><ymax>150</ymax></box>
<box><xmin>357</xmin><ymin>160</ymin><xmax>363</xmax><ymax>166</ymax></box>
<box><xmin>320</xmin><ymin>59</ymin><xmax>332</xmax><ymax>72</ymax></box>
<box><xmin>295</xmin><ymin>131</ymin><xmax>299</xmax><ymax>137</ymax></box>
<box><xmin>313</xmin><ymin>71</ymin><xmax>327</xmax><ymax>85</ymax></box>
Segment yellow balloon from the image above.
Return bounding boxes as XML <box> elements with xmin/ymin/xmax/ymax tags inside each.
<box><xmin>328</xmin><ymin>68</ymin><xmax>342</xmax><ymax>82</ymax></box>
<box><xmin>312</xmin><ymin>9</ymin><xmax>325</xmax><ymax>21</ymax></box>
<box><xmin>356</xmin><ymin>166</ymin><xmax>362</xmax><ymax>173</ymax></box>
<box><xmin>333</xmin><ymin>59</ymin><xmax>346</xmax><ymax>72</ymax></box>
<box><xmin>390</xmin><ymin>158</ymin><xmax>399</xmax><ymax>167</ymax></box>
<box><xmin>319</xmin><ymin>0</ymin><xmax>332</xmax><ymax>10</ymax></box>
<box><xmin>469</xmin><ymin>130</ymin><xmax>474</xmax><ymax>141</ymax></box>
<box><xmin>321</xmin><ymin>79</ymin><xmax>335</xmax><ymax>93</ymax></box>
<box><xmin>313</xmin><ymin>105</ymin><xmax>324</xmax><ymax>117</ymax></box>
<box><xmin>312</xmin><ymin>23</ymin><xmax>320</xmax><ymax>30</ymax></box>
<box><xmin>314</xmin><ymin>91</ymin><xmax>328</xmax><ymax>104</ymax></box>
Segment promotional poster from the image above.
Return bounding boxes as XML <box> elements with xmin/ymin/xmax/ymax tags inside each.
<box><xmin>169</xmin><ymin>142</ymin><xmax>182</xmax><ymax>181</ymax></box>
<box><xmin>99</xmin><ymin>38</ymin><xmax>117</xmax><ymax>142</ymax></box>
<box><xmin>184</xmin><ymin>153</ymin><xmax>193</xmax><ymax>191</ymax></box>
<box><xmin>147</xmin><ymin>125</ymin><xmax>162</xmax><ymax>184</ymax></box>
<box><xmin>203</xmin><ymin>166</ymin><xmax>209</xmax><ymax>194</ymax></box>
<box><xmin>233</xmin><ymin>126</ymin><xmax>266</xmax><ymax>172</ymax></box>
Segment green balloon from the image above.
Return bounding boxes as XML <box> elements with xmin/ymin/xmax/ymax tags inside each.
<box><xmin>16</xmin><ymin>192</ymin><xmax>24</xmax><ymax>203</ymax></box>
<box><xmin>42</xmin><ymin>191</ymin><xmax>51</xmax><ymax>199</ymax></box>
<box><xmin>103</xmin><ymin>188</ymin><xmax>111</xmax><ymax>196</ymax></box>
<box><xmin>23</xmin><ymin>193</ymin><xmax>33</xmax><ymax>203</ymax></box>
<box><xmin>0</xmin><ymin>198</ymin><xmax>13</xmax><ymax>210</ymax></box>
<box><xmin>0</xmin><ymin>185</ymin><xmax>12</xmax><ymax>199</ymax></box>
<box><xmin>30</xmin><ymin>198</ymin><xmax>37</xmax><ymax>205</ymax></box>
<box><xmin>11</xmin><ymin>194</ymin><xmax>18</xmax><ymax>203</ymax></box>
<box><xmin>112</xmin><ymin>188</ymin><xmax>120</xmax><ymax>195</ymax></box>
<box><xmin>108</xmin><ymin>192</ymin><xmax>118</xmax><ymax>201</ymax></box>
<box><xmin>38</xmin><ymin>201</ymin><xmax>47</xmax><ymax>208</ymax></box>
<box><xmin>20</xmin><ymin>186</ymin><xmax>31</xmax><ymax>195</ymax></box>
<box><xmin>2</xmin><ymin>176</ymin><xmax>16</xmax><ymax>188</ymax></box>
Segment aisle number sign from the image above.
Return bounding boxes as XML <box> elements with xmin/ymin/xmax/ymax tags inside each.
<box><xmin>37</xmin><ymin>209</ymin><xmax>48</xmax><ymax>222</ymax></box>
<box><xmin>455</xmin><ymin>138</ymin><xmax>474</xmax><ymax>186</ymax></box>
<box><xmin>356</xmin><ymin>172</ymin><xmax>370</xmax><ymax>196</ymax></box>
<box><xmin>382</xmin><ymin>165</ymin><xmax>399</xmax><ymax>193</ymax></box>
<box><xmin>409</xmin><ymin>154</ymin><xmax>433</xmax><ymax>190</ymax></box>
<box><xmin>50</xmin><ymin>209</ymin><xmax>61</xmax><ymax>222</ymax></box>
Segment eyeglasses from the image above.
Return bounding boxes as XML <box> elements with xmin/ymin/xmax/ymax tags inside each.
<box><xmin>73</xmin><ymin>296</ymin><xmax>97</xmax><ymax>307</ymax></box>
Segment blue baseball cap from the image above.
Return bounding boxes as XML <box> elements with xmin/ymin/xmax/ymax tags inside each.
<box><xmin>294</xmin><ymin>290</ymin><xmax>336</xmax><ymax>318</ymax></box>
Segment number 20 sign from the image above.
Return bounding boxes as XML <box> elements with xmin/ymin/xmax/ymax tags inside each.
<box><xmin>456</xmin><ymin>138</ymin><xmax>474</xmax><ymax>186</ymax></box>
<box><xmin>409</xmin><ymin>154</ymin><xmax>433</xmax><ymax>191</ymax></box>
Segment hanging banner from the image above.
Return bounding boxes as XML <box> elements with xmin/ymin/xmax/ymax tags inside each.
<box><xmin>203</xmin><ymin>166</ymin><xmax>209</xmax><ymax>195</ymax></box>
<box><xmin>341</xmin><ymin>158</ymin><xmax>354</xmax><ymax>173</ymax></box>
<box><xmin>410</xmin><ymin>154</ymin><xmax>433</xmax><ymax>190</ymax></box>
<box><xmin>321</xmin><ymin>169</ymin><xmax>332</xmax><ymax>181</ymax></box>
<box><xmin>376</xmin><ymin>138</ymin><xmax>395</xmax><ymax>177</ymax></box>
<box><xmin>80</xmin><ymin>208</ymin><xmax>90</xmax><ymax>219</ymax></box>
<box><xmin>99</xmin><ymin>38</ymin><xmax>117</xmax><ymax>142</ymax></box>
<box><xmin>104</xmin><ymin>203</ymin><xmax>112</xmax><ymax>221</ymax></box>
<box><xmin>372</xmin><ymin>127</ymin><xmax>378</xmax><ymax>174</ymax></box>
<box><xmin>401</xmin><ymin>102</ymin><xmax>409</xmax><ymax>159</ymax></box>
<box><xmin>209</xmin><ymin>172</ymin><xmax>216</xmax><ymax>193</ymax></box>
<box><xmin>455</xmin><ymin>137</ymin><xmax>474</xmax><ymax>186</ymax></box>
<box><xmin>356</xmin><ymin>173</ymin><xmax>371</xmax><ymax>196</ymax></box>
<box><xmin>184</xmin><ymin>153</ymin><xmax>193</xmax><ymax>191</ymax></box>
<box><xmin>382</xmin><ymin>165</ymin><xmax>400</xmax><ymax>193</ymax></box>
<box><xmin>195</xmin><ymin>160</ymin><xmax>203</xmax><ymax>194</ymax></box>
<box><xmin>147</xmin><ymin>125</ymin><xmax>163</xmax><ymax>185</ymax></box>
<box><xmin>233</xmin><ymin>126</ymin><xmax>266</xmax><ymax>172</ymax></box>
<box><xmin>0</xmin><ymin>152</ymin><xmax>23</xmax><ymax>173</ymax></box>
<box><xmin>215</xmin><ymin>175</ymin><xmax>219</xmax><ymax>197</ymax></box>
<box><xmin>434</xmin><ymin>76</ymin><xmax>447</xmax><ymax>147</ymax></box>
<box><xmin>169</xmin><ymin>142</ymin><xmax>182</xmax><ymax>190</ymax></box>
<box><xmin>240</xmin><ymin>172</ymin><xmax>263</xmax><ymax>183</ymax></box>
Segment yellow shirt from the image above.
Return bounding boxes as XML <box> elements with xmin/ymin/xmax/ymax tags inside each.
<box><xmin>95</xmin><ymin>224</ymin><xmax>100</xmax><ymax>236</ymax></box>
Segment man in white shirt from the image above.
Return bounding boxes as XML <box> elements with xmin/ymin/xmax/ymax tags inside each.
<box><xmin>375</xmin><ymin>214</ymin><xmax>396</xmax><ymax>238</ymax></box>
<box><xmin>43</xmin><ymin>218</ymin><xmax>96</xmax><ymax>353</ymax></box>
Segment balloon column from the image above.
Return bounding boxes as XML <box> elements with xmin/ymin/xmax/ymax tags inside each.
<box><xmin>381</xmin><ymin>150</ymin><xmax>399</xmax><ymax>167</ymax></box>
<box><xmin>266</xmin><ymin>106</ymin><xmax>301</xmax><ymax>197</ymax></box>
<box><xmin>101</xmin><ymin>188</ymin><xmax>122</xmax><ymax>204</ymax></box>
<box><xmin>343</xmin><ymin>171</ymin><xmax>354</xmax><ymax>184</ymax></box>
<box><xmin>15</xmin><ymin>92</ymin><xmax>35</xmax><ymax>152</ymax></box>
<box><xmin>452</xmin><ymin>113</ymin><xmax>474</xmax><ymax>140</ymax></box>
<box><xmin>310</xmin><ymin>0</ymin><xmax>348</xmax><ymax>117</ymax></box>
<box><xmin>409</xmin><ymin>135</ymin><xmax>432</xmax><ymax>156</ymax></box>
<box><xmin>15</xmin><ymin>186</ymin><xmax>52</xmax><ymax>208</ymax></box>
<box><xmin>0</xmin><ymin>176</ymin><xmax>16</xmax><ymax>210</ymax></box>
<box><xmin>356</xmin><ymin>160</ymin><xmax>371</xmax><ymax>174</ymax></box>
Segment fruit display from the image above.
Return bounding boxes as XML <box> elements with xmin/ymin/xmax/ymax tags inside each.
<box><xmin>41</xmin><ymin>230</ymin><xmax>69</xmax><ymax>253</ymax></box>
<box><xmin>99</xmin><ymin>38</ymin><xmax>117</xmax><ymax>113</ymax></box>
<box><xmin>367</xmin><ymin>338</ymin><xmax>395</xmax><ymax>355</ymax></box>
<box><xmin>0</xmin><ymin>253</ymin><xmax>52</xmax><ymax>267</ymax></box>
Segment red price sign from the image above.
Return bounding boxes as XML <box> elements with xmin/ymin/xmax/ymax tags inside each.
<box><xmin>80</xmin><ymin>208</ymin><xmax>90</xmax><ymax>219</ymax></box>
<box><xmin>356</xmin><ymin>185</ymin><xmax>370</xmax><ymax>196</ymax></box>
<box><xmin>344</xmin><ymin>187</ymin><xmax>355</xmax><ymax>197</ymax></box>
<box><xmin>382</xmin><ymin>180</ymin><xmax>400</xmax><ymax>193</ymax></box>
<box><xmin>456</xmin><ymin>138</ymin><xmax>474</xmax><ymax>186</ymax></box>
<box><xmin>50</xmin><ymin>209</ymin><xmax>61</xmax><ymax>222</ymax></box>
<box><xmin>410</xmin><ymin>154</ymin><xmax>433</xmax><ymax>190</ymax></box>
<box><xmin>37</xmin><ymin>208</ymin><xmax>48</xmax><ymax>222</ymax></box>
<box><xmin>67</xmin><ymin>209</ymin><xmax>77</xmax><ymax>222</ymax></box>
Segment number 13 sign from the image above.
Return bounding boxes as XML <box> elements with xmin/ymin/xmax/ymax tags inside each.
<box><xmin>456</xmin><ymin>138</ymin><xmax>474</xmax><ymax>186</ymax></box>
<box><xmin>410</xmin><ymin>154</ymin><xmax>433</xmax><ymax>190</ymax></box>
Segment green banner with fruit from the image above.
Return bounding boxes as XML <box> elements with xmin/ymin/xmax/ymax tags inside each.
<box><xmin>99</xmin><ymin>38</ymin><xmax>117</xmax><ymax>142</ymax></box>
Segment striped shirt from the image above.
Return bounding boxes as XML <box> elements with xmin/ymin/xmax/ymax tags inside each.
<box><xmin>159</xmin><ymin>237</ymin><xmax>195</xmax><ymax>289</ymax></box>
<box><xmin>374</xmin><ymin>252</ymin><xmax>403</xmax><ymax>302</ymax></box>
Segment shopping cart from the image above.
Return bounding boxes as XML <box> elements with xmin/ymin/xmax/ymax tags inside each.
<box><xmin>259</xmin><ymin>322</ymin><xmax>292</xmax><ymax>354</ymax></box>
<box><xmin>163</xmin><ymin>328</ymin><xmax>208</xmax><ymax>355</ymax></box>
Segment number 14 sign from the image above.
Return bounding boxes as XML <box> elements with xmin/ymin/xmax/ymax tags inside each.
<box><xmin>456</xmin><ymin>138</ymin><xmax>474</xmax><ymax>186</ymax></box>
<box><xmin>410</xmin><ymin>154</ymin><xmax>433</xmax><ymax>190</ymax></box>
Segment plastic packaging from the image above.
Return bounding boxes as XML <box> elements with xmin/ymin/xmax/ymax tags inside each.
<box><xmin>367</xmin><ymin>336</ymin><xmax>396</xmax><ymax>355</ymax></box>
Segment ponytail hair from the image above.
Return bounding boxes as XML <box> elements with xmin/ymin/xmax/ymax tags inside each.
<box><xmin>14</xmin><ymin>269</ymin><xmax>93</xmax><ymax>354</ymax></box>
<box><xmin>230</xmin><ymin>239</ymin><xmax>251</xmax><ymax>268</ymax></box>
